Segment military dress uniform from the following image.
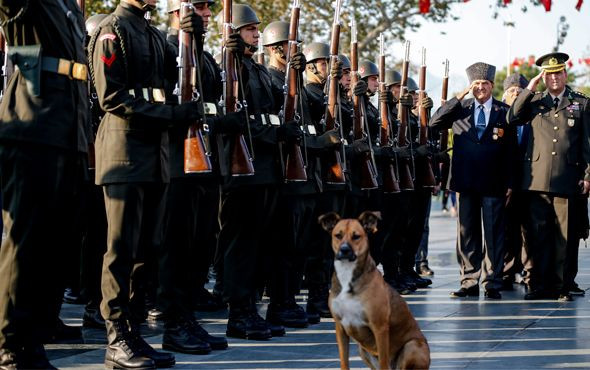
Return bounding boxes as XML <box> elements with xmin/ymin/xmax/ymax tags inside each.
<box><xmin>89</xmin><ymin>1</ymin><xmax>207</xmax><ymax>367</ymax></box>
<box><xmin>0</xmin><ymin>0</ymin><xmax>89</xmax><ymax>367</ymax></box>
<box><xmin>507</xmin><ymin>53</ymin><xmax>590</xmax><ymax>300</ymax></box>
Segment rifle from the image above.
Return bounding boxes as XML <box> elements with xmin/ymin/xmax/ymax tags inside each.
<box><xmin>222</xmin><ymin>0</ymin><xmax>255</xmax><ymax>176</ymax></box>
<box><xmin>378</xmin><ymin>34</ymin><xmax>400</xmax><ymax>193</ymax></box>
<box><xmin>179</xmin><ymin>1</ymin><xmax>213</xmax><ymax>174</ymax></box>
<box><xmin>281</xmin><ymin>0</ymin><xmax>307</xmax><ymax>182</ymax></box>
<box><xmin>439</xmin><ymin>59</ymin><xmax>450</xmax><ymax>190</ymax></box>
<box><xmin>77</xmin><ymin>0</ymin><xmax>85</xmax><ymax>17</ymax></box>
<box><xmin>416</xmin><ymin>47</ymin><xmax>436</xmax><ymax>188</ymax></box>
<box><xmin>322</xmin><ymin>0</ymin><xmax>346</xmax><ymax>185</ymax></box>
<box><xmin>350</xmin><ymin>20</ymin><xmax>377</xmax><ymax>190</ymax></box>
<box><xmin>396</xmin><ymin>41</ymin><xmax>414</xmax><ymax>191</ymax></box>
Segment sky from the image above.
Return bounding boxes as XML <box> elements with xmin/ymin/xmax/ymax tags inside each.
<box><xmin>393</xmin><ymin>0</ymin><xmax>590</xmax><ymax>101</ymax></box>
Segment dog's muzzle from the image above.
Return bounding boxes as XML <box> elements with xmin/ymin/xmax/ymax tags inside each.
<box><xmin>336</xmin><ymin>243</ymin><xmax>357</xmax><ymax>262</ymax></box>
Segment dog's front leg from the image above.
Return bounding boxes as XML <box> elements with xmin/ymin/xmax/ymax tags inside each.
<box><xmin>334</xmin><ymin>320</ymin><xmax>351</xmax><ymax>369</ymax></box>
<box><xmin>374</xmin><ymin>327</ymin><xmax>391</xmax><ymax>369</ymax></box>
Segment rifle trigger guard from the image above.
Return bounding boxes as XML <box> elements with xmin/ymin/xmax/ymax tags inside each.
<box><xmin>294</xmin><ymin>112</ymin><xmax>301</xmax><ymax>123</ymax></box>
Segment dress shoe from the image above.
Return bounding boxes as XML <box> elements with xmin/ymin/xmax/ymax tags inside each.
<box><xmin>0</xmin><ymin>348</ymin><xmax>17</xmax><ymax>370</ymax></box>
<box><xmin>194</xmin><ymin>287</ymin><xmax>226</xmax><ymax>312</ymax></box>
<box><xmin>20</xmin><ymin>344</ymin><xmax>57</xmax><ymax>369</ymax></box>
<box><xmin>567</xmin><ymin>284</ymin><xmax>585</xmax><ymax>296</ymax></box>
<box><xmin>187</xmin><ymin>317</ymin><xmax>228</xmax><ymax>350</ymax></box>
<box><xmin>558</xmin><ymin>293</ymin><xmax>573</xmax><ymax>302</ymax></box>
<box><xmin>162</xmin><ymin>320</ymin><xmax>211</xmax><ymax>355</ymax></box>
<box><xmin>63</xmin><ymin>287</ymin><xmax>84</xmax><ymax>305</ymax></box>
<box><xmin>397</xmin><ymin>275</ymin><xmax>418</xmax><ymax>292</ymax></box>
<box><xmin>416</xmin><ymin>264</ymin><xmax>434</xmax><ymax>277</ymax></box>
<box><xmin>306</xmin><ymin>310</ymin><xmax>320</xmax><ymax>325</ymax></box>
<box><xmin>226</xmin><ymin>306</ymin><xmax>271</xmax><ymax>340</ymax></box>
<box><xmin>131</xmin><ymin>333</ymin><xmax>175</xmax><ymax>367</ymax></box>
<box><xmin>384</xmin><ymin>277</ymin><xmax>413</xmax><ymax>295</ymax></box>
<box><xmin>105</xmin><ymin>319</ymin><xmax>155</xmax><ymax>370</ymax></box>
<box><xmin>266</xmin><ymin>302</ymin><xmax>309</xmax><ymax>328</ymax></box>
<box><xmin>83</xmin><ymin>307</ymin><xmax>106</xmax><ymax>329</ymax></box>
<box><xmin>307</xmin><ymin>286</ymin><xmax>332</xmax><ymax>318</ymax></box>
<box><xmin>268</xmin><ymin>322</ymin><xmax>286</xmax><ymax>337</ymax></box>
<box><xmin>450</xmin><ymin>286</ymin><xmax>479</xmax><ymax>297</ymax></box>
<box><xmin>403</xmin><ymin>270</ymin><xmax>432</xmax><ymax>288</ymax></box>
<box><xmin>484</xmin><ymin>288</ymin><xmax>502</xmax><ymax>299</ymax></box>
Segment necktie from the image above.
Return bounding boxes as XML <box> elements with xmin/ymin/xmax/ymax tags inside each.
<box><xmin>476</xmin><ymin>105</ymin><xmax>486</xmax><ymax>139</ymax></box>
<box><xmin>517</xmin><ymin>125</ymin><xmax>523</xmax><ymax>145</ymax></box>
<box><xmin>554</xmin><ymin>97</ymin><xmax>560</xmax><ymax>109</ymax></box>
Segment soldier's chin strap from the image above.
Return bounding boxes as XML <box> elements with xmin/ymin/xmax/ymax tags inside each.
<box><xmin>309</xmin><ymin>61</ymin><xmax>326</xmax><ymax>85</ymax></box>
<box><xmin>271</xmin><ymin>45</ymin><xmax>286</xmax><ymax>62</ymax></box>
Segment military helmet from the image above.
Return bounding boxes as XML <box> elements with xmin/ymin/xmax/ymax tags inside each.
<box><xmin>407</xmin><ymin>77</ymin><xmax>419</xmax><ymax>92</ymax></box>
<box><xmin>358</xmin><ymin>60</ymin><xmax>378</xmax><ymax>79</ymax></box>
<box><xmin>303</xmin><ymin>42</ymin><xmax>329</xmax><ymax>63</ymax></box>
<box><xmin>232</xmin><ymin>4</ymin><xmax>260</xmax><ymax>30</ymax></box>
<box><xmin>168</xmin><ymin>0</ymin><xmax>214</xmax><ymax>13</ymax></box>
<box><xmin>338</xmin><ymin>54</ymin><xmax>351</xmax><ymax>70</ymax></box>
<box><xmin>384</xmin><ymin>70</ymin><xmax>402</xmax><ymax>87</ymax></box>
<box><xmin>262</xmin><ymin>21</ymin><xmax>290</xmax><ymax>46</ymax></box>
<box><xmin>85</xmin><ymin>14</ymin><xmax>108</xmax><ymax>36</ymax></box>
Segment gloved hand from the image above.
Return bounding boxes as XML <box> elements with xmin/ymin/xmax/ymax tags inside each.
<box><xmin>351</xmin><ymin>138</ymin><xmax>370</xmax><ymax>154</ymax></box>
<box><xmin>173</xmin><ymin>101</ymin><xmax>204</xmax><ymax>127</ymax></box>
<box><xmin>399</xmin><ymin>93</ymin><xmax>413</xmax><ymax>108</ymax></box>
<box><xmin>290</xmin><ymin>51</ymin><xmax>306</xmax><ymax>72</ymax></box>
<box><xmin>225</xmin><ymin>33</ymin><xmax>247</xmax><ymax>57</ymax></box>
<box><xmin>330</xmin><ymin>59</ymin><xmax>343</xmax><ymax>79</ymax></box>
<box><xmin>209</xmin><ymin>111</ymin><xmax>246</xmax><ymax>135</ymax></box>
<box><xmin>277</xmin><ymin>120</ymin><xmax>303</xmax><ymax>142</ymax></box>
<box><xmin>379</xmin><ymin>90</ymin><xmax>394</xmax><ymax>105</ymax></box>
<box><xmin>421</xmin><ymin>95</ymin><xmax>433</xmax><ymax>110</ymax></box>
<box><xmin>180</xmin><ymin>11</ymin><xmax>205</xmax><ymax>36</ymax></box>
<box><xmin>353</xmin><ymin>80</ymin><xmax>368</xmax><ymax>97</ymax></box>
<box><xmin>317</xmin><ymin>129</ymin><xmax>341</xmax><ymax>148</ymax></box>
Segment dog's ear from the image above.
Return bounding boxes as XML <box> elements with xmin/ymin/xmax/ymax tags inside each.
<box><xmin>318</xmin><ymin>212</ymin><xmax>341</xmax><ymax>234</ymax></box>
<box><xmin>358</xmin><ymin>211</ymin><xmax>381</xmax><ymax>234</ymax></box>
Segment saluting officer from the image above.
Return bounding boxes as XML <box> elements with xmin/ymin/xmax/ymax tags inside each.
<box><xmin>0</xmin><ymin>0</ymin><xmax>89</xmax><ymax>368</ymax></box>
<box><xmin>508</xmin><ymin>52</ymin><xmax>590</xmax><ymax>301</ymax></box>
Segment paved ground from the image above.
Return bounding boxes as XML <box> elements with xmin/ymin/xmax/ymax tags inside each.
<box><xmin>49</xmin><ymin>198</ymin><xmax>590</xmax><ymax>369</ymax></box>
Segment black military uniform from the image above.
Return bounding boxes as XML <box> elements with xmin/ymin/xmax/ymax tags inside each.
<box><xmin>507</xmin><ymin>52</ymin><xmax>590</xmax><ymax>301</ymax></box>
<box><xmin>89</xmin><ymin>0</ymin><xmax>208</xmax><ymax>367</ymax></box>
<box><xmin>0</xmin><ymin>1</ymin><xmax>89</xmax><ymax>367</ymax></box>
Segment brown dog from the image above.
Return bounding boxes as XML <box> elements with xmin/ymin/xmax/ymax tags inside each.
<box><xmin>319</xmin><ymin>211</ymin><xmax>430</xmax><ymax>370</ymax></box>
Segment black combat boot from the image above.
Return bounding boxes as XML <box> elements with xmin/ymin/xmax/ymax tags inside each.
<box><xmin>83</xmin><ymin>306</ymin><xmax>106</xmax><ymax>329</ymax></box>
<box><xmin>20</xmin><ymin>344</ymin><xmax>57</xmax><ymax>369</ymax></box>
<box><xmin>187</xmin><ymin>317</ymin><xmax>228</xmax><ymax>350</ymax></box>
<box><xmin>162</xmin><ymin>319</ymin><xmax>211</xmax><ymax>355</ymax></box>
<box><xmin>104</xmin><ymin>319</ymin><xmax>155</xmax><ymax>370</ymax></box>
<box><xmin>226</xmin><ymin>304</ymin><xmax>271</xmax><ymax>340</ymax></box>
<box><xmin>266</xmin><ymin>301</ymin><xmax>308</xmax><ymax>328</ymax></box>
<box><xmin>306</xmin><ymin>286</ymin><xmax>331</xmax><ymax>319</ymax></box>
<box><xmin>129</xmin><ymin>328</ymin><xmax>175</xmax><ymax>368</ymax></box>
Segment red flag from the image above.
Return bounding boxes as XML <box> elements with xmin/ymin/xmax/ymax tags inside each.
<box><xmin>504</xmin><ymin>0</ymin><xmax>512</xmax><ymax>4</ymax></box>
<box><xmin>576</xmin><ymin>0</ymin><xmax>583</xmax><ymax>10</ymax></box>
<box><xmin>419</xmin><ymin>0</ymin><xmax>430</xmax><ymax>13</ymax></box>
<box><xmin>541</xmin><ymin>0</ymin><xmax>551</xmax><ymax>11</ymax></box>
<box><xmin>567</xmin><ymin>60</ymin><xmax>574</xmax><ymax>68</ymax></box>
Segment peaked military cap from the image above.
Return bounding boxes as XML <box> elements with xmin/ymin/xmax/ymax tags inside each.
<box><xmin>466</xmin><ymin>62</ymin><xmax>496</xmax><ymax>83</ymax></box>
<box><xmin>536</xmin><ymin>52</ymin><xmax>569</xmax><ymax>73</ymax></box>
<box><xmin>503</xmin><ymin>73</ymin><xmax>529</xmax><ymax>91</ymax></box>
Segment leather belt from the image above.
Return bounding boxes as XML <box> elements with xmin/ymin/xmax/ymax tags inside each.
<box><xmin>128</xmin><ymin>88</ymin><xmax>166</xmax><ymax>103</ymax></box>
<box><xmin>249</xmin><ymin>113</ymin><xmax>280</xmax><ymax>126</ymax></box>
<box><xmin>41</xmin><ymin>57</ymin><xmax>87</xmax><ymax>81</ymax></box>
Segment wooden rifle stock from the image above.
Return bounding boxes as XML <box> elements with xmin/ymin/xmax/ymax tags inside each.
<box><xmin>179</xmin><ymin>1</ymin><xmax>213</xmax><ymax>174</ymax></box>
<box><xmin>323</xmin><ymin>0</ymin><xmax>345</xmax><ymax>185</ymax></box>
<box><xmin>416</xmin><ymin>48</ymin><xmax>435</xmax><ymax>188</ymax></box>
<box><xmin>282</xmin><ymin>0</ymin><xmax>307</xmax><ymax>182</ymax></box>
<box><xmin>396</xmin><ymin>41</ymin><xmax>414</xmax><ymax>191</ymax></box>
<box><xmin>77</xmin><ymin>0</ymin><xmax>85</xmax><ymax>17</ymax></box>
<box><xmin>439</xmin><ymin>59</ymin><xmax>450</xmax><ymax>189</ymax></box>
<box><xmin>223</xmin><ymin>0</ymin><xmax>254</xmax><ymax>176</ymax></box>
<box><xmin>378</xmin><ymin>34</ymin><xmax>400</xmax><ymax>193</ymax></box>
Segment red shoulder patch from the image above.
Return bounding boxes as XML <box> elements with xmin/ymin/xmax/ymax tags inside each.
<box><xmin>101</xmin><ymin>53</ymin><xmax>117</xmax><ymax>67</ymax></box>
<box><xmin>99</xmin><ymin>33</ymin><xmax>117</xmax><ymax>42</ymax></box>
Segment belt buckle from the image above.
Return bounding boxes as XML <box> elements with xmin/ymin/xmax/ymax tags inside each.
<box><xmin>71</xmin><ymin>63</ymin><xmax>87</xmax><ymax>81</ymax></box>
<box><xmin>57</xmin><ymin>59</ymin><xmax>73</xmax><ymax>79</ymax></box>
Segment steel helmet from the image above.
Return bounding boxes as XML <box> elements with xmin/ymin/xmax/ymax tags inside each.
<box><xmin>303</xmin><ymin>42</ymin><xmax>329</xmax><ymax>63</ymax></box>
<box><xmin>338</xmin><ymin>54</ymin><xmax>351</xmax><ymax>70</ymax></box>
<box><xmin>232</xmin><ymin>4</ymin><xmax>260</xmax><ymax>30</ymax></box>
<box><xmin>384</xmin><ymin>70</ymin><xmax>402</xmax><ymax>86</ymax></box>
<box><xmin>358</xmin><ymin>60</ymin><xmax>378</xmax><ymax>79</ymax></box>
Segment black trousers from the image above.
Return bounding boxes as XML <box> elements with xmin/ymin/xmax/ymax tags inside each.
<box><xmin>265</xmin><ymin>193</ymin><xmax>316</xmax><ymax>304</ymax></box>
<box><xmin>379</xmin><ymin>192</ymin><xmax>410</xmax><ymax>279</ymax></box>
<box><xmin>524</xmin><ymin>192</ymin><xmax>571</xmax><ymax>293</ymax></box>
<box><xmin>158</xmin><ymin>178</ymin><xmax>219</xmax><ymax>318</ymax></box>
<box><xmin>456</xmin><ymin>192</ymin><xmax>506</xmax><ymax>290</ymax></box>
<box><xmin>0</xmin><ymin>144</ymin><xmax>86</xmax><ymax>350</ymax></box>
<box><xmin>100</xmin><ymin>183</ymin><xmax>167</xmax><ymax>321</ymax></box>
<box><xmin>503</xmin><ymin>192</ymin><xmax>530</xmax><ymax>283</ymax></box>
<box><xmin>400</xmin><ymin>189</ymin><xmax>431</xmax><ymax>273</ymax></box>
<box><xmin>218</xmin><ymin>185</ymin><xmax>278</xmax><ymax>306</ymax></box>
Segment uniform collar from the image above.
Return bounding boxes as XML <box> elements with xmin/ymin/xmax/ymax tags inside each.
<box><xmin>116</xmin><ymin>2</ymin><xmax>147</xmax><ymax>30</ymax></box>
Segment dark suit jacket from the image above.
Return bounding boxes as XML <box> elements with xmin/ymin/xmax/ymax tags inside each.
<box><xmin>430</xmin><ymin>97</ymin><xmax>516</xmax><ymax>197</ymax></box>
<box><xmin>507</xmin><ymin>87</ymin><xmax>590</xmax><ymax>197</ymax></box>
